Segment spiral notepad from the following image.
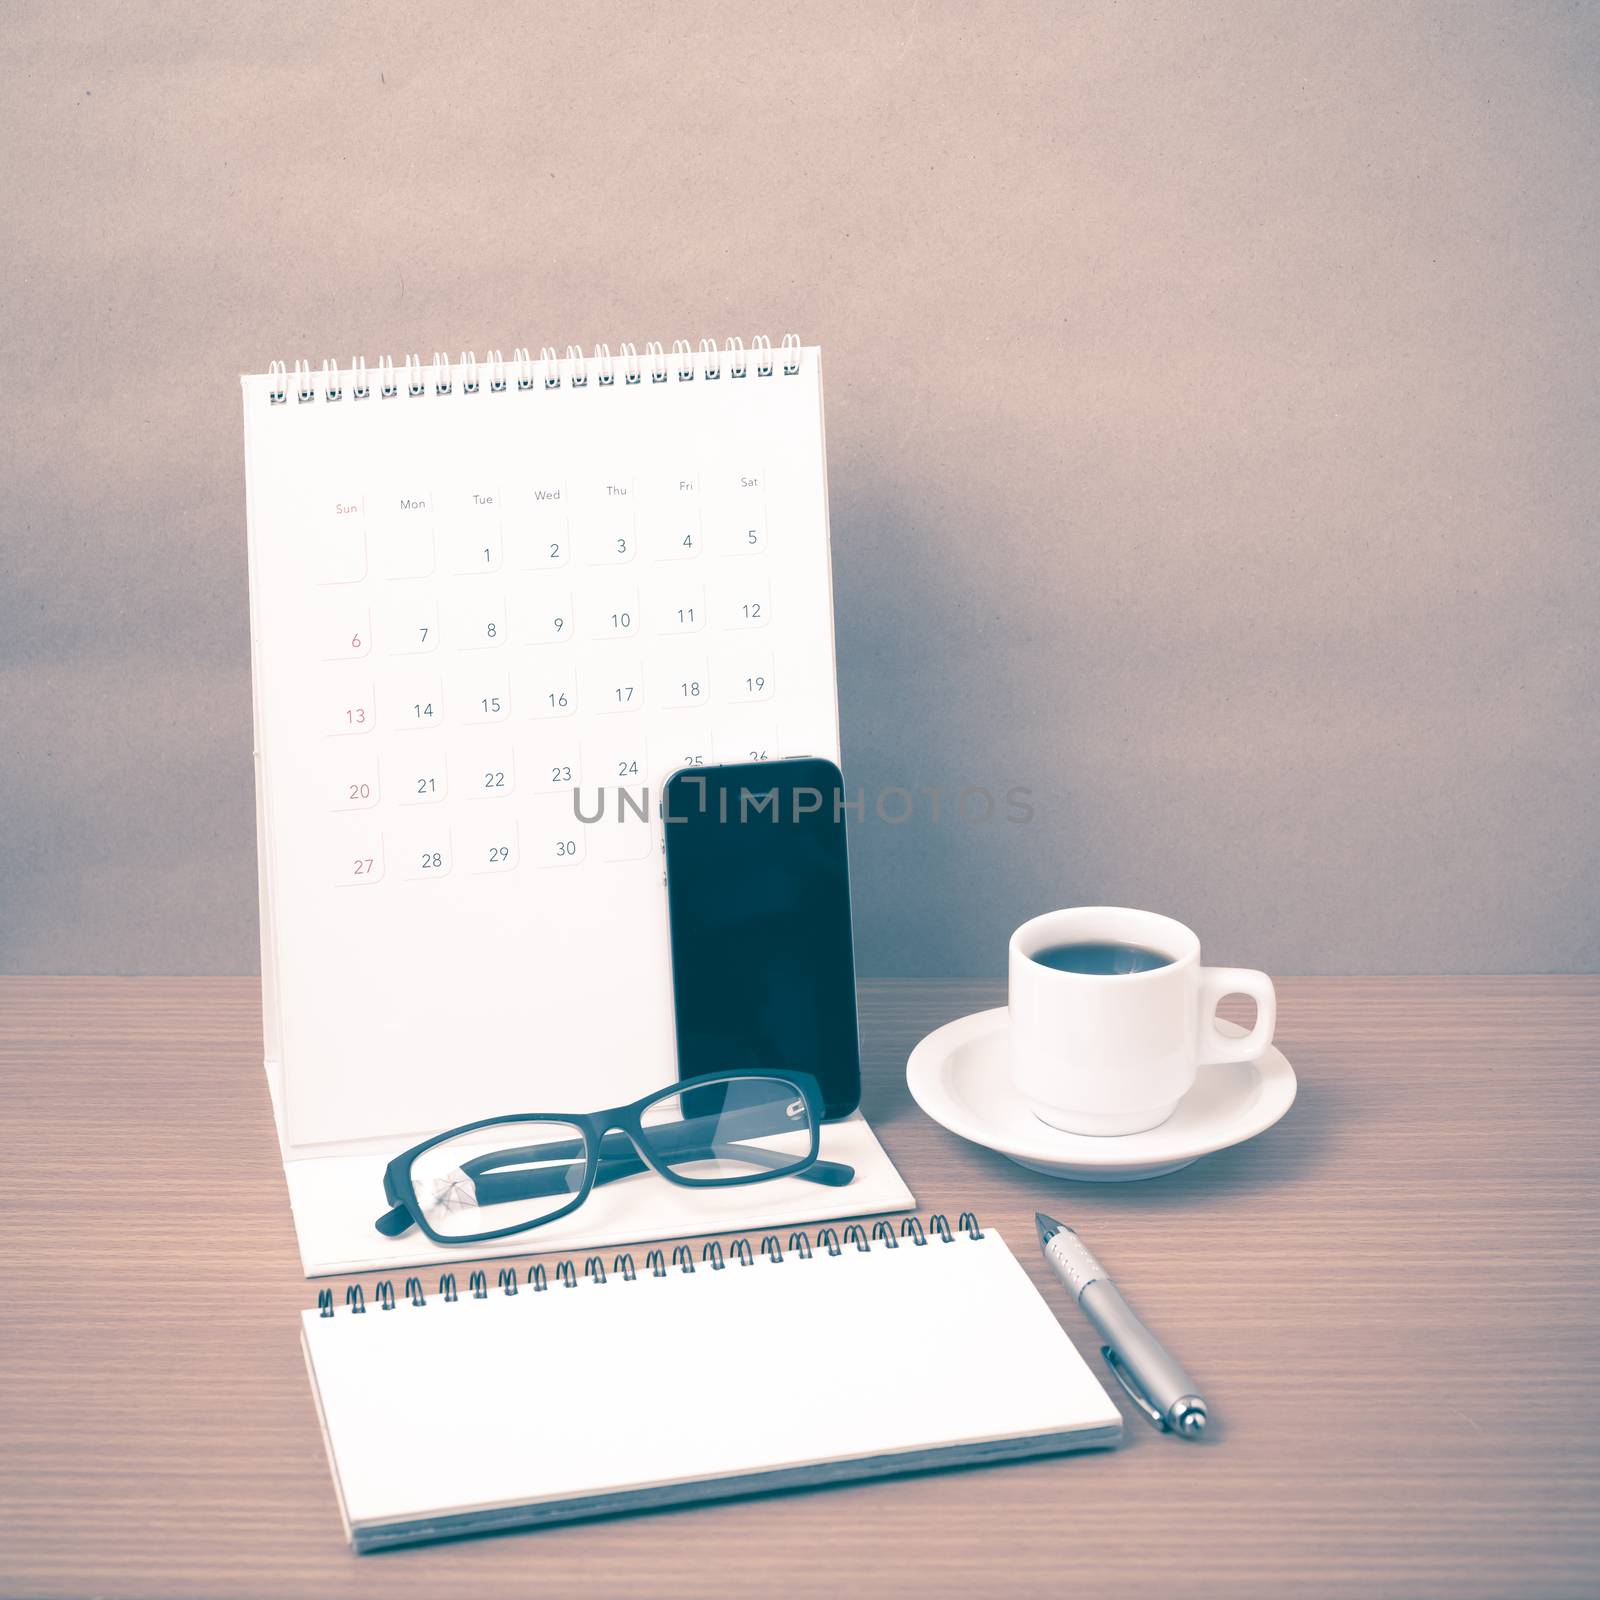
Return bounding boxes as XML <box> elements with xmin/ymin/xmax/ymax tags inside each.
<box><xmin>302</xmin><ymin>1215</ymin><xmax>1123</xmax><ymax>1550</ymax></box>
<box><xmin>243</xmin><ymin>337</ymin><xmax>915</xmax><ymax>1275</ymax></box>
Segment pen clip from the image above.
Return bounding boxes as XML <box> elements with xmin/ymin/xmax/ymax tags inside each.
<box><xmin>1101</xmin><ymin>1345</ymin><xmax>1169</xmax><ymax>1432</ymax></box>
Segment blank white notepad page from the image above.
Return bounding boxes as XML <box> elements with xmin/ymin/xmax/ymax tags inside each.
<box><xmin>243</xmin><ymin>346</ymin><xmax>840</xmax><ymax>1154</ymax></box>
<box><xmin>302</xmin><ymin>1229</ymin><xmax>1122</xmax><ymax>1536</ymax></box>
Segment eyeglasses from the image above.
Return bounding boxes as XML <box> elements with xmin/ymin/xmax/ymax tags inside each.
<box><xmin>374</xmin><ymin>1070</ymin><xmax>854</xmax><ymax>1245</ymax></box>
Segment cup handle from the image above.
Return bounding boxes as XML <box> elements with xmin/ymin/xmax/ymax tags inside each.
<box><xmin>1197</xmin><ymin>967</ymin><xmax>1276</xmax><ymax>1064</ymax></box>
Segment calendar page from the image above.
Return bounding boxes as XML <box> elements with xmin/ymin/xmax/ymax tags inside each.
<box><xmin>243</xmin><ymin>342</ymin><xmax>841</xmax><ymax>1157</ymax></box>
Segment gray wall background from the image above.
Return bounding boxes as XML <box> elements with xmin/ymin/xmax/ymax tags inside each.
<box><xmin>4</xmin><ymin>1</ymin><xmax>1597</xmax><ymax>977</ymax></box>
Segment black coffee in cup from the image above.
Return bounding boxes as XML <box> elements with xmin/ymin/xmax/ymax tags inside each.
<box><xmin>1030</xmin><ymin>940</ymin><xmax>1173</xmax><ymax>975</ymax></box>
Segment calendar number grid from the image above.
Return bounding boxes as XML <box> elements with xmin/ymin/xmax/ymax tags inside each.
<box><xmin>312</xmin><ymin>472</ymin><xmax>785</xmax><ymax>888</ymax></box>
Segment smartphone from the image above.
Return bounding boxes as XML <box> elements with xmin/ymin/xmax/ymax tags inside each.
<box><xmin>663</xmin><ymin>757</ymin><xmax>862</xmax><ymax>1120</ymax></box>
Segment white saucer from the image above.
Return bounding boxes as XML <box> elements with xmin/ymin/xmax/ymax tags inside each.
<box><xmin>906</xmin><ymin>1008</ymin><xmax>1297</xmax><ymax>1181</ymax></box>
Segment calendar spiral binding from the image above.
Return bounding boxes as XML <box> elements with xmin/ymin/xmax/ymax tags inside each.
<box><xmin>314</xmin><ymin>1212</ymin><xmax>985</xmax><ymax>1318</ymax></box>
<box><xmin>267</xmin><ymin>334</ymin><xmax>803</xmax><ymax>406</ymax></box>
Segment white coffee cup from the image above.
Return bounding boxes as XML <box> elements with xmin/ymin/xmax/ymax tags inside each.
<box><xmin>1008</xmin><ymin>907</ymin><xmax>1276</xmax><ymax>1136</ymax></box>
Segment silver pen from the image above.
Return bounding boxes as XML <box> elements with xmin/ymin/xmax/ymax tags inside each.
<box><xmin>1035</xmin><ymin>1212</ymin><xmax>1209</xmax><ymax>1438</ymax></box>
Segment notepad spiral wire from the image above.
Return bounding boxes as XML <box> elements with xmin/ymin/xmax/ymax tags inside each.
<box><xmin>267</xmin><ymin>334</ymin><xmax>803</xmax><ymax>406</ymax></box>
<box><xmin>316</xmin><ymin>1212</ymin><xmax>985</xmax><ymax>1317</ymax></box>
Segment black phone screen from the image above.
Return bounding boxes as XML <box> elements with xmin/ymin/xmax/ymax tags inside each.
<box><xmin>663</xmin><ymin>758</ymin><xmax>862</xmax><ymax>1120</ymax></box>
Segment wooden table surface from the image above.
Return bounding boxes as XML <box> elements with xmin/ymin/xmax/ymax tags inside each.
<box><xmin>2</xmin><ymin>976</ymin><xmax>1597</xmax><ymax>1598</ymax></box>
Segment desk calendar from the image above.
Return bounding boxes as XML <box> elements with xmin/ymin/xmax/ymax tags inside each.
<box><xmin>243</xmin><ymin>338</ymin><xmax>913</xmax><ymax>1276</ymax></box>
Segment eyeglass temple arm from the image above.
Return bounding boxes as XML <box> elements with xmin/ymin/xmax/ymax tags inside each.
<box><xmin>379</xmin><ymin>1108</ymin><xmax>780</xmax><ymax>1195</ymax></box>
<box><xmin>462</xmin><ymin>1099</ymin><xmax>825</xmax><ymax>1178</ymax></box>
<box><xmin>469</xmin><ymin>1139</ymin><xmax>853</xmax><ymax>1204</ymax></box>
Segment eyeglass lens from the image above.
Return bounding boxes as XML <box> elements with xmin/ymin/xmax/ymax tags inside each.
<box><xmin>638</xmin><ymin>1074</ymin><xmax>814</xmax><ymax>1184</ymax></box>
<box><xmin>406</xmin><ymin>1118</ymin><xmax>590</xmax><ymax>1240</ymax></box>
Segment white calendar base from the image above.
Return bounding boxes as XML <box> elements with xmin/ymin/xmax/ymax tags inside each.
<box><xmin>283</xmin><ymin>1111</ymin><xmax>915</xmax><ymax>1278</ymax></box>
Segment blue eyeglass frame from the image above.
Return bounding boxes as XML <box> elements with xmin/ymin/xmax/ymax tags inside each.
<box><xmin>375</xmin><ymin>1068</ymin><xmax>853</xmax><ymax>1245</ymax></box>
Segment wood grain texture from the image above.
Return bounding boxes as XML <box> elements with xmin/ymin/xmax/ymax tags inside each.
<box><xmin>1</xmin><ymin>976</ymin><xmax>1597</xmax><ymax>1598</ymax></box>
